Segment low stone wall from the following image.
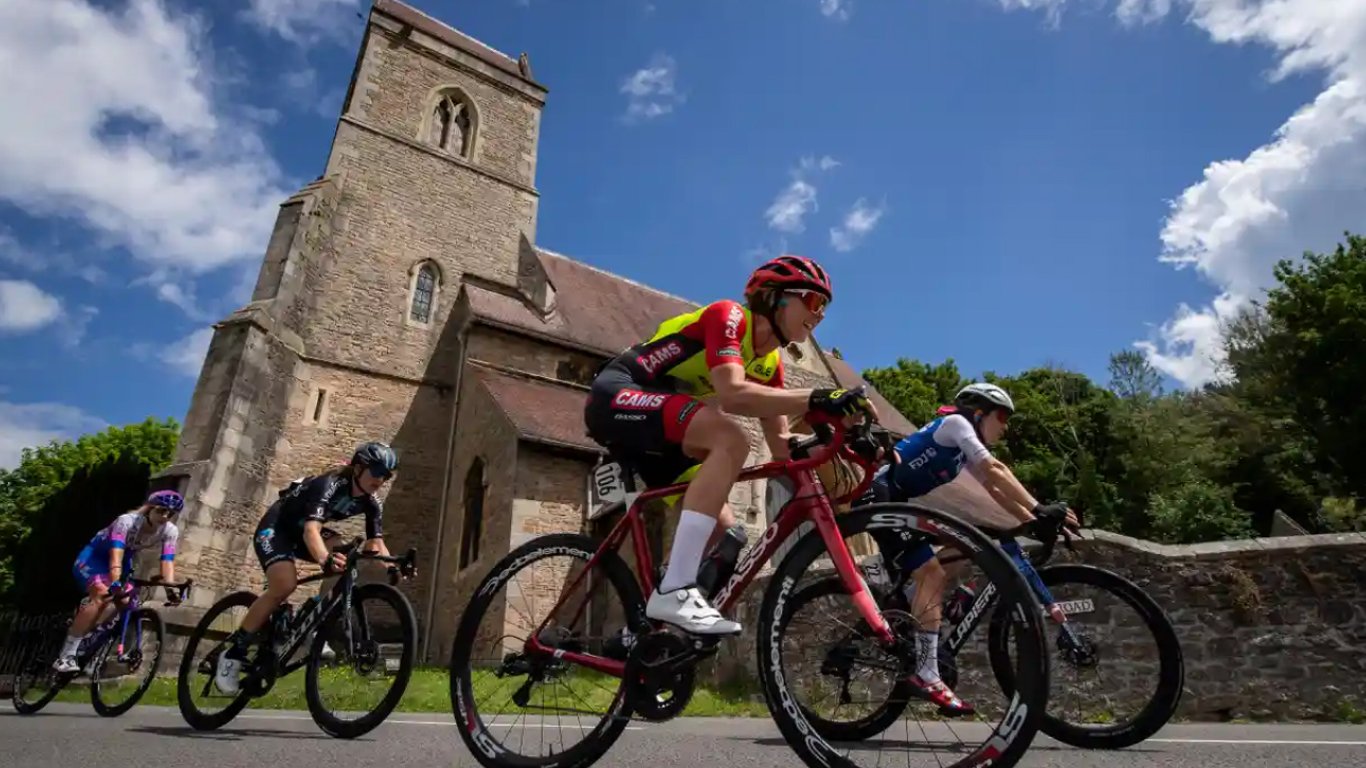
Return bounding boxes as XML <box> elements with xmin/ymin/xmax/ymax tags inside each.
<box><xmin>700</xmin><ymin>528</ymin><xmax>1366</xmax><ymax>722</ymax></box>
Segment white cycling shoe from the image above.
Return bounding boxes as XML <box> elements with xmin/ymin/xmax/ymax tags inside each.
<box><xmin>646</xmin><ymin>586</ymin><xmax>742</xmax><ymax>635</ymax></box>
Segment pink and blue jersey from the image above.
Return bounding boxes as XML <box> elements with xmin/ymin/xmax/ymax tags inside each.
<box><xmin>73</xmin><ymin>512</ymin><xmax>179</xmax><ymax>589</ymax></box>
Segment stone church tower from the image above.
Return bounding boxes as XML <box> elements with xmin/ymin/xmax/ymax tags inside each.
<box><xmin>157</xmin><ymin>0</ymin><xmax>929</xmax><ymax>663</ymax></box>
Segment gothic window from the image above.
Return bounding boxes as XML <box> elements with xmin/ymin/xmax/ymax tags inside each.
<box><xmin>459</xmin><ymin>459</ymin><xmax>485</xmax><ymax>570</ymax></box>
<box><xmin>407</xmin><ymin>261</ymin><xmax>441</xmax><ymax>327</ymax></box>
<box><xmin>426</xmin><ymin>89</ymin><xmax>476</xmax><ymax>160</ymax></box>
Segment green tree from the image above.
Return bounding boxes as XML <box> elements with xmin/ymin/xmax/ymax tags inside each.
<box><xmin>1108</xmin><ymin>350</ymin><xmax>1164</xmax><ymax>401</ymax></box>
<box><xmin>862</xmin><ymin>357</ymin><xmax>966</xmax><ymax>425</ymax></box>
<box><xmin>1225</xmin><ymin>232</ymin><xmax>1366</xmax><ymax>499</ymax></box>
<box><xmin>0</xmin><ymin>417</ymin><xmax>180</xmax><ymax>602</ymax></box>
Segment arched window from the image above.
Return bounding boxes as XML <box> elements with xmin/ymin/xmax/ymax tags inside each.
<box><xmin>407</xmin><ymin>260</ymin><xmax>442</xmax><ymax>327</ymax></box>
<box><xmin>425</xmin><ymin>88</ymin><xmax>477</xmax><ymax>160</ymax></box>
<box><xmin>459</xmin><ymin>458</ymin><xmax>485</xmax><ymax>570</ymax></box>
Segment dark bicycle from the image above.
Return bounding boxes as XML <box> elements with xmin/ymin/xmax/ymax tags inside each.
<box><xmin>449</xmin><ymin>412</ymin><xmax>1054</xmax><ymax>768</ymax></box>
<box><xmin>801</xmin><ymin>489</ymin><xmax>1184</xmax><ymax>750</ymax></box>
<box><xmin>176</xmin><ymin>527</ymin><xmax>418</xmax><ymax>738</ymax></box>
<box><xmin>11</xmin><ymin>577</ymin><xmax>193</xmax><ymax>717</ymax></box>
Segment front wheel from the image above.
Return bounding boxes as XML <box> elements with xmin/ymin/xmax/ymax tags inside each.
<box><xmin>305</xmin><ymin>582</ymin><xmax>417</xmax><ymax>738</ymax></box>
<box><xmin>757</xmin><ymin>503</ymin><xmax>1051</xmax><ymax>768</ymax></box>
<box><xmin>91</xmin><ymin>608</ymin><xmax>164</xmax><ymax>717</ymax></box>
<box><xmin>987</xmin><ymin>563</ymin><xmax>1184</xmax><ymax>749</ymax></box>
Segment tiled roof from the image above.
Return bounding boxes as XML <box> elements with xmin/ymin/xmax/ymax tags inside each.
<box><xmin>474</xmin><ymin>365</ymin><xmax>600</xmax><ymax>454</ymax></box>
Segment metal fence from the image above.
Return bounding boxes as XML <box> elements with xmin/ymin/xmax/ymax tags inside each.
<box><xmin>0</xmin><ymin>609</ymin><xmax>69</xmax><ymax>679</ymax></box>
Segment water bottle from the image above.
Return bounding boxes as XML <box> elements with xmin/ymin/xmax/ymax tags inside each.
<box><xmin>698</xmin><ymin>523</ymin><xmax>748</xmax><ymax>598</ymax></box>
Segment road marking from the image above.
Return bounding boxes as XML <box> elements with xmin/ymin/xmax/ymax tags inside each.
<box><xmin>234</xmin><ymin>711</ymin><xmax>644</xmax><ymax>730</ymax></box>
<box><xmin>1148</xmin><ymin>738</ymin><xmax>1366</xmax><ymax>746</ymax></box>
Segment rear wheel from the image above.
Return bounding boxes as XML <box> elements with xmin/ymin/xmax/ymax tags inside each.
<box><xmin>176</xmin><ymin>590</ymin><xmax>257</xmax><ymax>730</ymax></box>
<box><xmin>758</xmin><ymin>503</ymin><xmax>1051</xmax><ymax>768</ymax></box>
<box><xmin>91</xmin><ymin>607</ymin><xmax>164</xmax><ymax>717</ymax></box>
<box><xmin>305</xmin><ymin>582</ymin><xmax>417</xmax><ymax>738</ymax></box>
<box><xmin>10</xmin><ymin>618</ymin><xmax>71</xmax><ymax>715</ymax></box>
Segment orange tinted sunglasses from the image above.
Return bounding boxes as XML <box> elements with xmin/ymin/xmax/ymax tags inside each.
<box><xmin>789</xmin><ymin>289</ymin><xmax>829</xmax><ymax>316</ymax></box>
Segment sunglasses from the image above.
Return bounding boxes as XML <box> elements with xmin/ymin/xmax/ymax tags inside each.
<box><xmin>788</xmin><ymin>289</ymin><xmax>829</xmax><ymax>316</ymax></box>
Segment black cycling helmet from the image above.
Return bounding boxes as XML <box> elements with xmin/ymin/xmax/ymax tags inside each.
<box><xmin>352</xmin><ymin>441</ymin><xmax>399</xmax><ymax>478</ymax></box>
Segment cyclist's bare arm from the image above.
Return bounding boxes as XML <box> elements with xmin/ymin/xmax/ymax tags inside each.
<box><xmin>760</xmin><ymin>415</ymin><xmax>795</xmax><ymax>460</ymax></box>
<box><xmin>301</xmin><ymin>520</ymin><xmax>335</xmax><ymax>565</ymax></box>
<box><xmin>709</xmin><ymin>362</ymin><xmax>812</xmax><ymax>418</ymax></box>
<box><xmin>969</xmin><ymin>458</ymin><xmax>1040</xmax><ymax>523</ymax></box>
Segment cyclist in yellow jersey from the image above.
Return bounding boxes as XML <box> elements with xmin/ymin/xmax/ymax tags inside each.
<box><xmin>584</xmin><ymin>254</ymin><xmax>877</xmax><ymax>635</ymax></box>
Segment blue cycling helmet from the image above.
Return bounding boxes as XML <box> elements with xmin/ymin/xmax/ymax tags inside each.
<box><xmin>147</xmin><ymin>490</ymin><xmax>184</xmax><ymax>513</ymax></box>
<box><xmin>352</xmin><ymin>441</ymin><xmax>399</xmax><ymax>478</ymax></box>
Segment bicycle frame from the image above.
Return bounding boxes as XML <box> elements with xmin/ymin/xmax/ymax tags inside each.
<box><xmin>525</xmin><ymin>416</ymin><xmax>905</xmax><ymax>678</ymax></box>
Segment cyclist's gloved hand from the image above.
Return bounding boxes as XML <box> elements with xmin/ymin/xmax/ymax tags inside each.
<box><xmin>1033</xmin><ymin>502</ymin><xmax>1080</xmax><ymax>533</ymax></box>
<box><xmin>809</xmin><ymin>386</ymin><xmax>872</xmax><ymax>419</ymax></box>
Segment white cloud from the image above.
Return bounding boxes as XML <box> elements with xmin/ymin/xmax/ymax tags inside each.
<box><xmin>0</xmin><ymin>280</ymin><xmax>61</xmax><ymax>332</ymax></box>
<box><xmin>829</xmin><ymin>198</ymin><xmax>887</xmax><ymax>252</ymax></box>
<box><xmin>0</xmin><ymin>401</ymin><xmax>108</xmax><ymax>469</ymax></box>
<box><xmin>162</xmin><ymin>327</ymin><xmax>214</xmax><ymax>378</ymax></box>
<box><xmin>1001</xmin><ymin>0</ymin><xmax>1366</xmax><ymax>388</ymax></box>
<box><xmin>765</xmin><ymin>156</ymin><xmax>841</xmax><ymax>233</ymax></box>
<box><xmin>242</xmin><ymin>0</ymin><xmax>361</xmax><ymax>44</ymax></box>
<box><xmin>820</xmin><ymin>0</ymin><xmax>853</xmax><ymax>21</ymax></box>
<box><xmin>0</xmin><ymin>0</ymin><xmax>289</xmax><ymax>297</ymax></box>
<box><xmin>621</xmin><ymin>53</ymin><xmax>684</xmax><ymax>122</ymax></box>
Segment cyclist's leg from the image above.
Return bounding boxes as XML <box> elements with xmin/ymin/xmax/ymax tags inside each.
<box><xmin>214</xmin><ymin>519</ymin><xmax>298</xmax><ymax>693</ymax></box>
<box><xmin>56</xmin><ymin>554</ymin><xmax>109</xmax><ymax>672</ymax></box>
<box><xmin>584</xmin><ymin>373</ymin><xmax>741</xmax><ymax>635</ymax></box>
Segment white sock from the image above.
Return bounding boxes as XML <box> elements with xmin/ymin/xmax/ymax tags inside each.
<box><xmin>659</xmin><ymin>510</ymin><xmax>716</xmax><ymax>593</ymax></box>
<box><xmin>915</xmin><ymin>631</ymin><xmax>941</xmax><ymax>683</ymax></box>
<box><xmin>61</xmin><ymin>634</ymin><xmax>84</xmax><ymax>657</ymax></box>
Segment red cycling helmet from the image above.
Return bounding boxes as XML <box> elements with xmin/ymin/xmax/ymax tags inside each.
<box><xmin>744</xmin><ymin>254</ymin><xmax>833</xmax><ymax>304</ymax></box>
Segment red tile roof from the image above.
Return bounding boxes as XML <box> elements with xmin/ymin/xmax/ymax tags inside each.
<box><xmin>473</xmin><ymin>365</ymin><xmax>599</xmax><ymax>454</ymax></box>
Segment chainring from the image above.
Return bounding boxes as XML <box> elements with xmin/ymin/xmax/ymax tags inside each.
<box><xmin>624</xmin><ymin>632</ymin><xmax>697</xmax><ymax>722</ymax></box>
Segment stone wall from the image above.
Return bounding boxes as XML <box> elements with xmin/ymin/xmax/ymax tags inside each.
<box><xmin>707</xmin><ymin>527</ymin><xmax>1366</xmax><ymax>722</ymax></box>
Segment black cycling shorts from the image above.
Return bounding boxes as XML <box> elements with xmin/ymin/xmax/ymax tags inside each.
<box><xmin>252</xmin><ymin>501</ymin><xmax>306</xmax><ymax>570</ymax></box>
<box><xmin>583</xmin><ymin>363</ymin><xmax>706</xmax><ymax>489</ymax></box>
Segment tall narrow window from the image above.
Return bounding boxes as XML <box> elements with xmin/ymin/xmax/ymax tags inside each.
<box><xmin>424</xmin><ymin>88</ymin><xmax>477</xmax><ymax>160</ymax></box>
<box><xmin>411</xmin><ymin>263</ymin><xmax>437</xmax><ymax>323</ymax></box>
<box><xmin>459</xmin><ymin>459</ymin><xmax>485</xmax><ymax>570</ymax></box>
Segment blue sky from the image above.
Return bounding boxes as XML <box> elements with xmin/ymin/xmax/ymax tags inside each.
<box><xmin>1</xmin><ymin>0</ymin><xmax>1364</xmax><ymax>467</ymax></box>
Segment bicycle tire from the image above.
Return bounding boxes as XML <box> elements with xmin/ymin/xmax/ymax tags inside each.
<box><xmin>305</xmin><ymin>581</ymin><xmax>418</xmax><ymax>738</ymax></box>
<box><xmin>91</xmin><ymin>607</ymin><xmax>164</xmax><ymax>717</ymax></box>
<box><xmin>757</xmin><ymin>503</ymin><xmax>1051</xmax><ymax>768</ymax></box>
<box><xmin>449</xmin><ymin>532</ymin><xmax>644</xmax><ymax>768</ymax></box>
<box><xmin>986</xmin><ymin>563</ymin><xmax>1184</xmax><ymax>749</ymax></box>
<box><xmin>176</xmin><ymin>590</ymin><xmax>257</xmax><ymax>730</ymax></box>
<box><xmin>10</xmin><ymin>624</ymin><xmax>70</xmax><ymax>715</ymax></box>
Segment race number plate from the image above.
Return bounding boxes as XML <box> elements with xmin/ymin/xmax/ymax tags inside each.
<box><xmin>1054</xmin><ymin>598</ymin><xmax>1095</xmax><ymax>615</ymax></box>
<box><xmin>587</xmin><ymin>460</ymin><xmax>629</xmax><ymax>521</ymax></box>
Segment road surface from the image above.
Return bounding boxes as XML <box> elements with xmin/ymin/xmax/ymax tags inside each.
<box><xmin>4</xmin><ymin>703</ymin><xmax>1365</xmax><ymax>768</ymax></box>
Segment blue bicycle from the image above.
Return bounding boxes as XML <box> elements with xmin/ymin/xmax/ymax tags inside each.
<box><xmin>11</xmin><ymin>577</ymin><xmax>192</xmax><ymax>717</ymax></box>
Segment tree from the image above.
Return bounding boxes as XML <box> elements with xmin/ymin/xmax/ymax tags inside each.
<box><xmin>0</xmin><ymin>417</ymin><xmax>180</xmax><ymax>603</ymax></box>
<box><xmin>1108</xmin><ymin>350</ymin><xmax>1163</xmax><ymax>401</ymax></box>
<box><xmin>862</xmin><ymin>357</ymin><xmax>966</xmax><ymax>425</ymax></box>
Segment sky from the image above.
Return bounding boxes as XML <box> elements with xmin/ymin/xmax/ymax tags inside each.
<box><xmin>0</xmin><ymin>0</ymin><xmax>1363</xmax><ymax>468</ymax></box>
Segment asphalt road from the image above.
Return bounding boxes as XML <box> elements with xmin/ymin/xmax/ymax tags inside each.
<box><xmin>4</xmin><ymin>703</ymin><xmax>1365</xmax><ymax>768</ymax></box>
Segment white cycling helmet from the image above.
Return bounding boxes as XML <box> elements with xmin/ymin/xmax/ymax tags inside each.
<box><xmin>954</xmin><ymin>382</ymin><xmax>1015</xmax><ymax>414</ymax></box>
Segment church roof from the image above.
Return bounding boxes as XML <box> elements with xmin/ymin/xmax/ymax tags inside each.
<box><xmin>473</xmin><ymin>365</ymin><xmax>600</xmax><ymax>455</ymax></box>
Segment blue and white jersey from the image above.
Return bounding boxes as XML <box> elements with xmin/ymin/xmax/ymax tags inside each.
<box><xmin>875</xmin><ymin>414</ymin><xmax>993</xmax><ymax>498</ymax></box>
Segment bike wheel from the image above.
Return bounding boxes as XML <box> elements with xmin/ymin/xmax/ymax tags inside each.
<box><xmin>304</xmin><ymin>582</ymin><xmax>417</xmax><ymax>738</ymax></box>
<box><xmin>91</xmin><ymin>608</ymin><xmax>164</xmax><ymax>717</ymax></box>
<box><xmin>757</xmin><ymin>503</ymin><xmax>1051</xmax><ymax>768</ymax></box>
<box><xmin>450</xmin><ymin>532</ymin><xmax>645</xmax><ymax>768</ymax></box>
<box><xmin>10</xmin><ymin>619</ymin><xmax>70</xmax><ymax>715</ymax></box>
<box><xmin>785</xmin><ymin>577</ymin><xmax>913</xmax><ymax>741</ymax></box>
<box><xmin>987</xmin><ymin>563</ymin><xmax>1184</xmax><ymax>749</ymax></box>
<box><xmin>177</xmin><ymin>590</ymin><xmax>257</xmax><ymax>730</ymax></box>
